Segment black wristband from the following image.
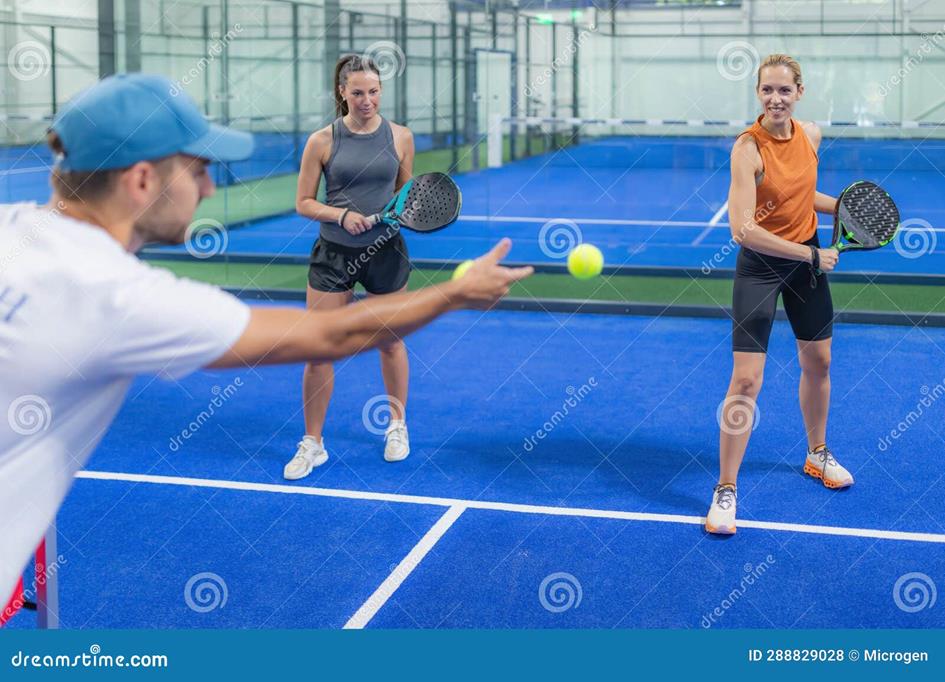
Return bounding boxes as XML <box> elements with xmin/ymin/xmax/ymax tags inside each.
<box><xmin>809</xmin><ymin>244</ymin><xmax>820</xmax><ymax>271</ymax></box>
<box><xmin>338</xmin><ymin>208</ymin><xmax>350</xmax><ymax>228</ymax></box>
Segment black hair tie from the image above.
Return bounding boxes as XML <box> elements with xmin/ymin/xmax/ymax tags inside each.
<box><xmin>808</xmin><ymin>244</ymin><xmax>820</xmax><ymax>289</ymax></box>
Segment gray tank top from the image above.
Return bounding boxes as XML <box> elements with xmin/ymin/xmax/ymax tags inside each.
<box><xmin>319</xmin><ymin>116</ymin><xmax>401</xmax><ymax>247</ymax></box>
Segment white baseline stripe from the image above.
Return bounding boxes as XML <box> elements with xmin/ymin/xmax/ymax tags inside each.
<box><xmin>76</xmin><ymin>470</ymin><xmax>945</xmax><ymax>545</ymax></box>
<box><xmin>458</xmin><ymin>215</ymin><xmax>945</xmax><ymax>233</ymax></box>
<box><xmin>344</xmin><ymin>505</ymin><xmax>465</xmax><ymax>629</ymax></box>
<box><xmin>459</xmin><ymin>215</ymin><xmax>715</xmax><ymax>227</ymax></box>
<box><xmin>691</xmin><ymin>201</ymin><xmax>729</xmax><ymax>246</ymax></box>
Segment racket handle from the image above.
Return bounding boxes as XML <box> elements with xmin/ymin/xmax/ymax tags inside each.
<box><xmin>368</xmin><ymin>213</ymin><xmax>381</xmax><ymax>225</ymax></box>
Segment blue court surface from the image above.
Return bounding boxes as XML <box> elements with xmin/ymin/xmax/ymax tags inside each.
<box><xmin>7</xmin><ymin>308</ymin><xmax>945</xmax><ymax>629</ymax></box>
<box><xmin>144</xmin><ymin>134</ymin><xmax>945</xmax><ymax>275</ymax></box>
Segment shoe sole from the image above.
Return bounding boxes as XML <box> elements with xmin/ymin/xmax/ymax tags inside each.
<box><xmin>283</xmin><ymin>453</ymin><xmax>328</xmax><ymax>480</ymax></box>
<box><xmin>384</xmin><ymin>448</ymin><xmax>410</xmax><ymax>463</ymax></box>
<box><xmin>705</xmin><ymin>521</ymin><xmax>736</xmax><ymax>535</ymax></box>
<box><xmin>803</xmin><ymin>461</ymin><xmax>853</xmax><ymax>489</ymax></box>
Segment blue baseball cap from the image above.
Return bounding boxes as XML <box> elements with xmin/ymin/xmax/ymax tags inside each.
<box><xmin>50</xmin><ymin>73</ymin><xmax>254</xmax><ymax>171</ymax></box>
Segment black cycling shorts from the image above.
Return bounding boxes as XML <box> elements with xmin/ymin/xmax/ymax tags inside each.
<box><xmin>731</xmin><ymin>237</ymin><xmax>834</xmax><ymax>353</ymax></box>
<box><xmin>308</xmin><ymin>231</ymin><xmax>410</xmax><ymax>294</ymax></box>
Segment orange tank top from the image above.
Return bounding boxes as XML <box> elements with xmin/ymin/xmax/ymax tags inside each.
<box><xmin>738</xmin><ymin>115</ymin><xmax>818</xmax><ymax>244</ymax></box>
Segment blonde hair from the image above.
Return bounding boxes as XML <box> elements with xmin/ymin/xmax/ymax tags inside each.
<box><xmin>756</xmin><ymin>54</ymin><xmax>803</xmax><ymax>89</ymax></box>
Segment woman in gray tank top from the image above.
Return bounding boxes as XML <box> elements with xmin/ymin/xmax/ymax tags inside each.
<box><xmin>286</xmin><ymin>55</ymin><xmax>416</xmax><ymax>480</ymax></box>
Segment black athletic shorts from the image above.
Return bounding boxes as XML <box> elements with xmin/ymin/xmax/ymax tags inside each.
<box><xmin>308</xmin><ymin>231</ymin><xmax>410</xmax><ymax>294</ymax></box>
<box><xmin>731</xmin><ymin>236</ymin><xmax>834</xmax><ymax>353</ymax></box>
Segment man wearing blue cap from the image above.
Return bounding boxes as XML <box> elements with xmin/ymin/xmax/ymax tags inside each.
<box><xmin>0</xmin><ymin>73</ymin><xmax>532</xmax><ymax>625</ymax></box>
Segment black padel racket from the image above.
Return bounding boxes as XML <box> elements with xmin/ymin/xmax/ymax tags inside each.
<box><xmin>831</xmin><ymin>180</ymin><xmax>900</xmax><ymax>252</ymax></box>
<box><xmin>369</xmin><ymin>172</ymin><xmax>462</xmax><ymax>233</ymax></box>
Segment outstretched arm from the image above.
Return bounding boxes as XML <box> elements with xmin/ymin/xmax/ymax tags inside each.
<box><xmin>209</xmin><ymin>239</ymin><xmax>533</xmax><ymax>368</ymax></box>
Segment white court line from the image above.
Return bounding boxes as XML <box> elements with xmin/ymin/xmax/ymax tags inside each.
<box><xmin>76</xmin><ymin>470</ymin><xmax>945</xmax><ymax>544</ymax></box>
<box><xmin>344</xmin><ymin>505</ymin><xmax>465</xmax><ymax>629</ymax></box>
<box><xmin>459</xmin><ymin>215</ymin><xmax>715</xmax><ymax>227</ymax></box>
<box><xmin>457</xmin><ymin>215</ymin><xmax>945</xmax><ymax>234</ymax></box>
<box><xmin>691</xmin><ymin>201</ymin><xmax>729</xmax><ymax>246</ymax></box>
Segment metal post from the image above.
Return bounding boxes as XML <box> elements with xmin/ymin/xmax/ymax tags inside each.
<box><xmin>398</xmin><ymin>0</ymin><xmax>408</xmax><ymax>125</ymax></box>
<box><xmin>292</xmin><ymin>2</ymin><xmax>301</xmax><ymax>166</ymax></box>
<box><xmin>525</xmin><ymin>15</ymin><xmax>532</xmax><ymax>156</ymax></box>
<box><xmin>97</xmin><ymin>0</ymin><xmax>116</xmax><ymax>78</ymax></box>
<box><xmin>431</xmin><ymin>22</ymin><xmax>437</xmax><ymax>142</ymax></box>
<box><xmin>124</xmin><ymin>0</ymin><xmax>141</xmax><ymax>72</ymax></box>
<box><xmin>510</xmin><ymin>8</ymin><xmax>518</xmax><ymax>161</ymax></box>
<box><xmin>50</xmin><ymin>27</ymin><xmax>58</xmax><ymax>115</ymax></box>
<box><xmin>202</xmin><ymin>5</ymin><xmax>210</xmax><ymax>115</ymax></box>
<box><xmin>450</xmin><ymin>1</ymin><xmax>458</xmax><ymax>169</ymax></box>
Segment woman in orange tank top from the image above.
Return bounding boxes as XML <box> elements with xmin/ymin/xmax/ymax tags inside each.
<box><xmin>706</xmin><ymin>55</ymin><xmax>854</xmax><ymax>536</ymax></box>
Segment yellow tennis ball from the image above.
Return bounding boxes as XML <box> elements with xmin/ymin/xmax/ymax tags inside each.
<box><xmin>567</xmin><ymin>244</ymin><xmax>604</xmax><ymax>280</ymax></box>
<box><xmin>451</xmin><ymin>259</ymin><xmax>475</xmax><ymax>280</ymax></box>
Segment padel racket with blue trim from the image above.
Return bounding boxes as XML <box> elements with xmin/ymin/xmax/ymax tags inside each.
<box><xmin>369</xmin><ymin>172</ymin><xmax>462</xmax><ymax>233</ymax></box>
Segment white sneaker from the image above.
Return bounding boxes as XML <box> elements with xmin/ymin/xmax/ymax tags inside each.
<box><xmin>804</xmin><ymin>446</ymin><xmax>854</xmax><ymax>489</ymax></box>
<box><xmin>705</xmin><ymin>484</ymin><xmax>737</xmax><ymax>535</ymax></box>
<box><xmin>283</xmin><ymin>436</ymin><xmax>328</xmax><ymax>480</ymax></box>
<box><xmin>384</xmin><ymin>420</ymin><xmax>410</xmax><ymax>462</ymax></box>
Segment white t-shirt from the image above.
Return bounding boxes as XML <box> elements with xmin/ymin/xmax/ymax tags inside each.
<box><xmin>0</xmin><ymin>203</ymin><xmax>250</xmax><ymax>605</ymax></box>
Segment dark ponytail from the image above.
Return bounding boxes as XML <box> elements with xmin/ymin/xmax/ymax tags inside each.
<box><xmin>333</xmin><ymin>54</ymin><xmax>382</xmax><ymax>117</ymax></box>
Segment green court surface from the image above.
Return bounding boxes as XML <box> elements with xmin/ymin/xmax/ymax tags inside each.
<box><xmin>148</xmin><ymin>259</ymin><xmax>945</xmax><ymax>316</ymax></box>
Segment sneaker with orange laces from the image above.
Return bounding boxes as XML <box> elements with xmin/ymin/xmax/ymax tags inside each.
<box><xmin>803</xmin><ymin>446</ymin><xmax>854</xmax><ymax>489</ymax></box>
